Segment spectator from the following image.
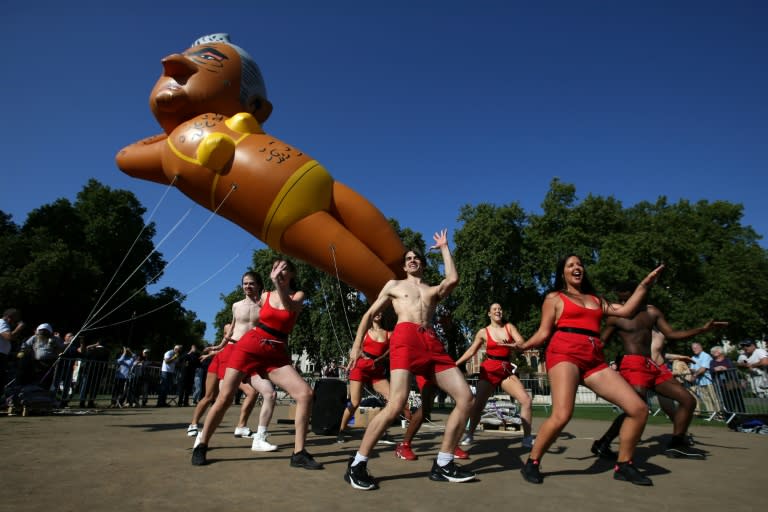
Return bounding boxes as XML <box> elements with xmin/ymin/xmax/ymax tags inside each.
<box><xmin>689</xmin><ymin>342</ymin><xmax>717</xmax><ymax>416</ymax></box>
<box><xmin>672</xmin><ymin>359</ymin><xmax>693</xmax><ymax>385</ymax></box>
<box><xmin>0</xmin><ymin>308</ymin><xmax>25</xmax><ymax>394</ymax></box>
<box><xmin>178</xmin><ymin>345</ymin><xmax>200</xmax><ymax>407</ymax></box>
<box><xmin>709</xmin><ymin>346</ymin><xmax>745</xmax><ymax>414</ymax></box>
<box><xmin>19</xmin><ymin>324</ymin><xmax>64</xmax><ymax>388</ymax></box>
<box><xmin>130</xmin><ymin>349</ymin><xmax>152</xmax><ymax>407</ymax></box>
<box><xmin>738</xmin><ymin>340</ymin><xmax>768</xmax><ymax>397</ymax></box>
<box><xmin>192</xmin><ymin>349</ymin><xmax>210</xmax><ymax>404</ymax></box>
<box><xmin>323</xmin><ymin>361</ymin><xmax>340</xmax><ymax>378</ymax></box>
<box><xmin>55</xmin><ymin>332</ymin><xmax>79</xmax><ymax>407</ymax></box>
<box><xmin>111</xmin><ymin>347</ymin><xmax>136</xmax><ymax>407</ymax></box>
<box><xmin>78</xmin><ymin>340</ymin><xmax>110</xmax><ymax>408</ymax></box>
<box><xmin>158</xmin><ymin>345</ymin><xmax>181</xmax><ymax>407</ymax></box>
<box><xmin>71</xmin><ymin>338</ymin><xmax>88</xmax><ymax>400</ymax></box>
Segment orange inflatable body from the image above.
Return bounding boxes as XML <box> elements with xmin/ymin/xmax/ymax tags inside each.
<box><xmin>116</xmin><ymin>34</ymin><xmax>405</xmax><ymax>299</ymax></box>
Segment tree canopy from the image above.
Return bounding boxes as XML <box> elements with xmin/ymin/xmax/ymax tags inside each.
<box><xmin>0</xmin><ymin>179</ymin><xmax>204</xmax><ymax>357</ymax></box>
<box><xmin>4</xmin><ymin>177</ymin><xmax>766</xmax><ymax>366</ymax></box>
<box><xmin>212</xmin><ymin>178</ymin><xmax>768</xmax><ymax>366</ymax></box>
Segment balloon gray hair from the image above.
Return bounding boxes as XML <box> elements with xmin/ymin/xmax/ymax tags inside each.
<box><xmin>192</xmin><ymin>33</ymin><xmax>268</xmax><ymax>109</ymax></box>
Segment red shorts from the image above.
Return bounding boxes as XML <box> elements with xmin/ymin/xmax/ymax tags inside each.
<box><xmin>545</xmin><ymin>330</ymin><xmax>608</xmax><ymax>379</ymax></box>
<box><xmin>349</xmin><ymin>357</ymin><xmax>387</xmax><ymax>384</ymax></box>
<box><xmin>226</xmin><ymin>328</ymin><xmax>292</xmax><ymax>378</ymax></box>
<box><xmin>208</xmin><ymin>343</ymin><xmax>236</xmax><ymax>380</ymax></box>
<box><xmin>480</xmin><ymin>359</ymin><xmax>517</xmax><ymax>386</ymax></box>
<box><xmin>619</xmin><ymin>354</ymin><xmax>674</xmax><ymax>388</ymax></box>
<box><xmin>415</xmin><ymin>374</ymin><xmax>435</xmax><ymax>391</ymax></box>
<box><xmin>389</xmin><ymin>323</ymin><xmax>456</xmax><ymax>380</ymax></box>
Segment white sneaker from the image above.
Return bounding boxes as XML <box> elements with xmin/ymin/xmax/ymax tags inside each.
<box><xmin>187</xmin><ymin>424</ymin><xmax>199</xmax><ymax>437</ymax></box>
<box><xmin>193</xmin><ymin>432</ymin><xmax>203</xmax><ymax>449</ymax></box>
<box><xmin>460</xmin><ymin>433</ymin><xmax>474</xmax><ymax>446</ymax></box>
<box><xmin>234</xmin><ymin>426</ymin><xmax>254</xmax><ymax>438</ymax></box>
<box><xmin>251</xmin><ymin>432</ymin><xmax>277</xmax><ymax>452</ymax></box>
<box><xmin>521</xmin><ymin>435</ymin><xmax>535</xmax><ymax>449</ymax></box>
<box><xmin>377</xmin><ymin>433</ymin><xmax>397</xmax><ymax>445</ymax></box>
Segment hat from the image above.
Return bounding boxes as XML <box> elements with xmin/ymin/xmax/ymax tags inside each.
<box><xmin>36</xmin><ymin>323</ymin><xmax>53</xmax><ymax>333</ymax></box>
<box><xmin>142</xmin><ymin>348</ymin><xmax>150</xmax><ymax>354</ymax></box>
<box><xmin>739</xmin><ymin>339</ymin><xmax>756</xmax><ymax>347</ymax></box>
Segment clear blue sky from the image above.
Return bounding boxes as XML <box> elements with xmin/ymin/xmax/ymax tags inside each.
<box><xmin>3</xmin><ymin>1</ymin><xmax>766</xmax><ymax>342</ymax></box>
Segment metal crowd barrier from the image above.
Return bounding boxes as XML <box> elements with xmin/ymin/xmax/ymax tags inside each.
<box><xmin>23</xmin><ymin>359</ymin><xmax>768</xmax><ymax>428</ymax></box>
<box><xmin>709</xmin><ymin>368</ymin><xmax>768</xmax><ymax>424</ymax></box>
<box><xmin>45</xmin><ymin>358</ymin><xmax>165</xmax><ymax>408</ymax></box>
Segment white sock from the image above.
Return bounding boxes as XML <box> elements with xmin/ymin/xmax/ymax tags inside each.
<box><xmin>436</xmin><ymin>451</ymin><xmax>453</xmax><ymax>467</ymax></box>
<box><xmin>352</xmin><ymin>452</ymin><xmax>368</xmax><ymax>466</ymax></box>
<box><xmin>257</xmin><ymin>425</ymin><xmax>268</xmax><ymax>435</ymax></box>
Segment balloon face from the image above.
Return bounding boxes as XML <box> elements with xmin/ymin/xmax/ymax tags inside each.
<box><xmin>150</xmin><ymin>43</ymin><xmax>246</xmax><ymax>134</ymax></box>
<box><xmin>117</xmin><ymin>35</ymin><xmax>406</xmax><ymax>300</ymax></box>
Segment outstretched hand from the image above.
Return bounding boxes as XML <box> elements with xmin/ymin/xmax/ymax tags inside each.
<box><xmin>431</xmin><ymin>229</ymin><xmax>448</xmax><ymax>250</ymax></box>
<box><xmin>641</xmin><ymin>264</ymin><xmax>665</xmax><ymax>287</ymax></box>
<box><xmin>271</xmin><ymin>260</ymin><xmax>287</xmax><ymax>285</ymax></box>
<box><xmin>704</xmin><ymin>320</ymin><xmax>729</xmax><ymax>331</ymax></box>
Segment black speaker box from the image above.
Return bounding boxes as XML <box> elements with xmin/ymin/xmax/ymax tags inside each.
<box><xmin>311</xmin><ymin>378</ymin><xmax>347</xmax><ymax>435</ymax></box>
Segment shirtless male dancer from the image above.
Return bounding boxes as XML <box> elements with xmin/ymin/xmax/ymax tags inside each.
<box><xmin>189</xmin><ymin>271</ymin><xmax>278</xmax><ymax>451</ymax></box>
<box><xmin>344</xmin><ymin>229</ymin><xmax>476</xmax><ymax>490</ymax></box>
<box><xmin>592</xmin><ymin>281</ymin><xmax>727</xmax><ymax>459</ymax></box>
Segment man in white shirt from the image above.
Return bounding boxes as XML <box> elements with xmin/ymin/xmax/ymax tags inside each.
<box><xmin>738</xmin><ymin>339</ymin><xmax>768</xmax><ymax>396</ymax></box>
<box><xmin>158</xmin><ymin>345</ymin><xmax>182</xmax><ymax>406</ymax></box>
<box><xmin>19</xmin><ymin>323</ymin><xmax>64</xmax><ymax>388</ymax></box>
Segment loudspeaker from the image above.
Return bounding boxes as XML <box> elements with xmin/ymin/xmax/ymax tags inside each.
<box><xmin>311</xmin><ymin>378</ymin><xmax>347</xmax><ymax>435</ymax></box>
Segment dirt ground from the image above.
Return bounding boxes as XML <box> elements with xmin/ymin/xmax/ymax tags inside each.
<box><xmin>1</xmin><ymin>403</ymin><xmax>764</xmax><ymax>512</ymax></box>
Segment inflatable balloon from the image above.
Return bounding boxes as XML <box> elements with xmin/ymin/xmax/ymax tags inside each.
<box><xmin>116</xmin><ymin>33</ymin><xmax>406</xmax><ymax>299</ymax></box>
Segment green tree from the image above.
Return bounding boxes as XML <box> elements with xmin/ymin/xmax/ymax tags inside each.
<box><xmin>0</xmin><ymin>180</ymin><xmax>203</xmax><ymax>355</ymax></box>
<box><xmin>206</xmin><ymin>178</ymin><xmax>768</xmax><ymax>371</ymax></box>
<box><xmin>452</xmin><ymin>202</ymin><xmax>534</xmax><ymax>340</ymax></box>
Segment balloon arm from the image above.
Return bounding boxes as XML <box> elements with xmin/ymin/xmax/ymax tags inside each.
<box><xmin>116</xmin><ymin>133</ymin><xmax>171</xmax><ymax>185</ymax></box>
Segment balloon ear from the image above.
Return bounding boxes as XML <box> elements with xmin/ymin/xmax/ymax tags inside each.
<box><xmin>250</xmin><ymin>97</ymin><xmax>273</xmax><ymax>124</ymax></box>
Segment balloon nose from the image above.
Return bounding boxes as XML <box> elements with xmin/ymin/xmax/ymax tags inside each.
<box><xmin>161</xmin><ymin>54</ymin><xmax>198</xmax><ymax>83</ymax></box>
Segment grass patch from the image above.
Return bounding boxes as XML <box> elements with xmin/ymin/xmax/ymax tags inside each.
<box><xmin>427</xmin><ymin>403</ymin><xmax>731</xmax><ymax>429</ymax></box>
<box><xmin>532</xmin><ymin>405</ymin><xmax>726</xmax><ymax>429</ymax></box>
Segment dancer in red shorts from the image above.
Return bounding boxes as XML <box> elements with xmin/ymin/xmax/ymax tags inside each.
<box><xmin>187</xmin><ymin>272</ymin><xmax>277</xmax><ymax>449</ymax></box>
<box><xmin>192</xmin><ymin>260</ymin><xmax>322</xmax><ymax>469</ymax></box>
<box><xmin>591</xmin><ymin>281</ymin><xmax>727</xmax><ymax>459</ymax></box>
<box><xmin>518</xmin><ymin>254</ymin><xmax>663</xmax><ymax>486</ymax></box>
<box><xmin>188</xmin><ymin>324</ymin><xmax>255</xmax><ymax>439</ymax></box>
<box><xmin>344</xmin><ymin>229</ymin><xmax>475</xmax><ymax>490</ymax></box>
<box><xmin>337</xmin><ymin>311</ymin><xmax>400</xmax><ymax>444</ymax></box>
<box><xmin>455</xmin><ymin>303</ymin><xmax>534</xmax><ymax>449</ymax></box>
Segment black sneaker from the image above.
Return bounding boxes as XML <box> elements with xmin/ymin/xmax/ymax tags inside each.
<box><xmin>336</xmin><ymin>432</ymin><xmax>347</xmax><ymax>444</ymax></box>
<box><xmin>664</xmin><ymin>439</ymin><xmax>706</xmax><ymax>459</ymax></box>
<box><xmin>428</xmin><ymin>459</ymin><xmax>476</xmax><ymax>483</ymax></box>
<box><xmin>591</xmin><ymin>440</ymin><xmax>618</xmax><ymax>460</ymax></box>
<box><xmin>344</xmin><ymin>458</ymin><xmax>378</xmax><ymax>490</ymax></box>
<box><xmin>290</xmin><ymin>449</ymin><xmax>323</xmax><ymax>470</ymax></box>
<box><xmin>613</xmin><ymin>461</ymin><xmax>652</xmax><ymax>486</ymax></box>
<box><xmin>520</xmin><ymin>458</ymin><xmax>543</xmax><ymax>484</ymax></box>
<box><xmin>191</xmin><ymin>445</ymin><xmax>208</xmax><ymax>466</ymax></box>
